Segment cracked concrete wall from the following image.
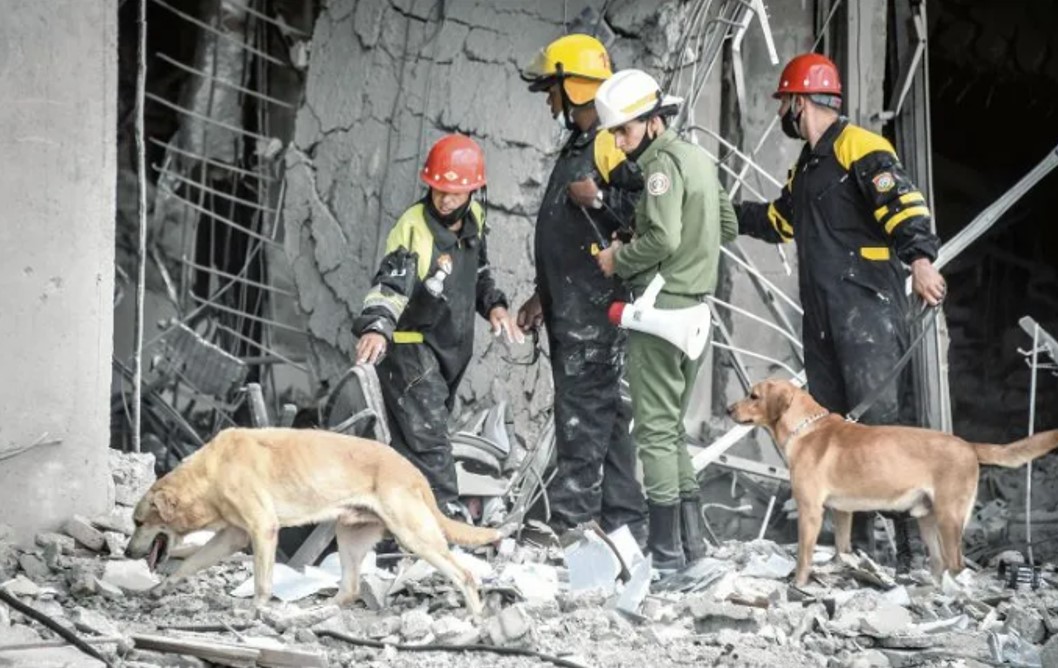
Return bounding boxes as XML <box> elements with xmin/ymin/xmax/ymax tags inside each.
<box><xmin>283</xmin><ymin>0</ymin><xmax>686</xmax><ymax>437</ymax></box>
<box><xmin>0</xmin><ymin>0</ymin><xmax>116</xmax><ymax>543</ymax></box>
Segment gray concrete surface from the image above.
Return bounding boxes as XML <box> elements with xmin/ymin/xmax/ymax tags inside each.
<box><xmin>0</xmin><ymin>0</ymin><xmax>116</xmax><ymax>543</ymax></box>
<box><xmin>283</xmin><ymin>0</ymin><xmax>687</xmax><ymax>438</ymax></box>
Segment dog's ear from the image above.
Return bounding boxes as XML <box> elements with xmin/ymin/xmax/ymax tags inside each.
<box><xmin>765</xmin><ymin>382</ymin><xmax>793</xmax><ymax>424</ymax></box>
<box><xmin>153</xmin><ymin>489</ymin><xmax>178</xmax><ymax>523</ymax></box>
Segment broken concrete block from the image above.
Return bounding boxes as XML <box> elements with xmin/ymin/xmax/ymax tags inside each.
<box><xmin>431</xmin><ymin>614</ymin><xmax>478</xmax><ymax>643</ymax></box>
<box><xmin>1004</xmin><ymin>605</ymin><xmax>1046</xmax><ymax>644</ymax></box>
<box><xmin>688</xmin><ymin>599</ymin><xmax>763</xmax><ymax>634</ymax></box>
<box><xmin>91</xmin><ymin>508</ymin><xmax>136</xmax><ymax>536</ymax></box>
<box><xmin>71</xmin><ymin>607</ymin><xmax>118</xmax><ymax>636</ymax></box>
<box><xmin>18</xmin><ymin>553</ymin><xmax>50</xmax><ymax>580</ymax></box>
<box><xmin>110</xmin><ymin>449</ymin><xmax>156</xmax><ymax>506</ymax></box>
<box><xmin>64</xmin><ymin>515</ymin><xmax>106</xmax><ymax>552</ymax></box>
<box><xmin>260</xmin><ymin>603</ymin><xmax>340</xmax><ymax>632</ymax></box>
<box><xmin>67</xmin><ymin>564</ymin><xmax>99</xmax><ymax>598</ymax></box>
<box><xmin>498</xmin><ymin>562</ymin><xmax>559</xmax><ymax>604</ymax></box>
<box><xmin>486</xmin><ymin>603</ymin><xmax>533</xmax><ymax>647</ymax></box>
<box><xmin>741</xmin><ymin>551</ymin><xmax>796</xmax><ymax>579</ymax></box>
<box><xmin>358</xmin><ymin>573</ymin><xmax>391</xmax><ymax>611</ymax></box>
<box><xmin>844</xmin><ymin>649</ymin><xmax>891</xmax><ymax>667</ymax></box>
<box><xmin>103</xmin><ymin>531</ymin><xmax>128</xmax><ymax>556</ymax></box>
<box><xmin>1040</xmin><ymin>633</ymin><xmax>1058</xmax><ymax>668</ymax></box>
<box><xmin>0</xmin><ymin>646</ymin><xmax>107</xmax><ymax>667</ymax></box>
<box><xmin>859</xmin><ymin>604</ymin><xmax>913</xmax><ymax>637</ymax></box>
<box><xmin>102</xmin><ymin>559</ymin><xmax>160</xmax><ymax>592</ymax></box>
<box><xmin>94</xmin><ymin>577</ymin><xmax>124</xmax><ymax>600</ymax></box>
<box><xmin>400</xmin><ymin>608</ymin><xmax>432</xmax><ymax>640</ymax></box>
<box><xmin>35</xmin><ymin>532</ymin><xmax>76</xmax><ymax>554</ymax></box>
<box><xmin>2</xmin><ymin>575</ymin><xmax>42</xmax><ymax>597</ymax></box>
<box><xmin>366</xmin><ymin>616</ymin><xmax>401</xmax><ymax>639</ymax></box>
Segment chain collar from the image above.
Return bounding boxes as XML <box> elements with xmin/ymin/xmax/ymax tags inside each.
<box><xmin>779</xmin><ymin>411</ymin><xmax>829</xmax><ymax>449</ymax></box>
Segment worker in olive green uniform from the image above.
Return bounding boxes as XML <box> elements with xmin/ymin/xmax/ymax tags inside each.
<box><xmin>595</xmin><ymin>70</ymin><xmax>739</xmax><ymax>572</ymax></box>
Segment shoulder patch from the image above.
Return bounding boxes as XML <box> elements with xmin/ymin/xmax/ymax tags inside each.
<box><xmin>872</xmin><ymin>172</ymin><xmax>896</xmax><ymax>193</ymax></box>
<box><xmin>646</xmin><ymin>171</ymin><xmax>671</xmax><ymax>196</ymax></box>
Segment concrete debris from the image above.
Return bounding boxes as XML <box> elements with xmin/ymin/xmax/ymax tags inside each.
<box><xmin>2</xmin><ymin>574</ymin><xmax>42</xmax><ymax>597</ymax></box>
<box><xmin>101</xmin><ymin>558</ymin><xmax>159</xmax><ymax>591</ymax></box>
<box><xmin>110</xmin><ymin>449</ymin><xmax>156</xmax><ymax>507</ymax></box>
<box><xmin>17</xmin><ymin>553</ymin><xmax>50</xmax><ymax>581</ymax></box>
<box><xmin>485</xmin><ymin>603</ymin><xmax>532</xmax><ymax>647</ymax></box>
<box><xmin>742</xmin><ymin>551</ymin><xmax>798</xmax><ymax>579</ymax></box>
<box><xmin>35</xmin><ymin>532</ymin><xmax>76</xmax><ymax>555</ymax></box>
<box><xmin>259</xmin><ymin>603</ymin><xmax>340</xmax><ymax>632</ymax></box>
<box><xmin>616</xmin><ymin>554</ymin><xmax>653</xmax><ymax>614</ymax></box>
<box><xmin>64</xmin><ymin>515</ymin><xmax>107</xmax><ymax>552</ymax></box>
<box><xmin>399</xmin><ymin>607</ymin><xmax>432</xmax><ymax>640</ymax></box>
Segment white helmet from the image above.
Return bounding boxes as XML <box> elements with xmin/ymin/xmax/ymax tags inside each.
<box><xmin>595</xmin><ymin>69</ymin><xmax>684</xmax><ymax>130</ymax></box>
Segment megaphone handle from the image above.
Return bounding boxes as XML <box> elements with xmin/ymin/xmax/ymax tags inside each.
<box><xmin>638</xmin><ymin>273</ymin><xmax>666</xmax><ymax>308</ymax></box>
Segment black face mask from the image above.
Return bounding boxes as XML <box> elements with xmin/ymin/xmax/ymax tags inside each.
<box><xmin>426</xmin><ymin>196</ymin><xmax>471</xmax><ymax>228</ymax></box>
<box><xmin>625</xmin><ymin>123</ymin><xmax>658</xmax><ymax>162</ymax></box>
<box><xmin>781</xmin><ymin>104</ymin><xmax>803</xmax><ymax>140</ymax></box>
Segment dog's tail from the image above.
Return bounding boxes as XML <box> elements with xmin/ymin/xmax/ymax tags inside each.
<box><xmin>420</xmin><ymin>486</ymin><xmax>502</xmax><ymax>547</ymax></box>
<box><xmin>974</xmin><ymin>429</ymin><xmax>1058</xmax><ymax>468</ymax></box>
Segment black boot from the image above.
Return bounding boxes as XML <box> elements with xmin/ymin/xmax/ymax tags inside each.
<box><xmin>679</xmin><ymin>494</ymin><xmax>708</xmax><ymax>563</ymax></box>
<box><xmin>647</xmin><ymin>501</ymin><xmax>685</xmax><ymax>572</ymax></box>
<box><xmin>894</xmin><ymin>514</ymin><xmax>914</xmax><ymax>574</ymax></box>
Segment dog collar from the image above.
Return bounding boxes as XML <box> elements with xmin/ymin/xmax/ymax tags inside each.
<box><xmin>780</xmin><ymin>411</ymin><xmax>829</xmax><ymax>449</ymax></box>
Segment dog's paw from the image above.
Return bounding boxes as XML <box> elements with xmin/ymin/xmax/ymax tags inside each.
<box><xmin>329</xmin><ymin>591</ymin><xmax>360</xmax><ymax>607</ymax></box>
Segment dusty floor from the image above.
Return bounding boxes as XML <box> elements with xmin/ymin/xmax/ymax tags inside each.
<box><xmin>2</xmin><ymin>453</ymin><xmax>1058</xmax><ymax>668</ymax></box>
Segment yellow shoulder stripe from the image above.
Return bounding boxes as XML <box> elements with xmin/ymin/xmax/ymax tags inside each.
<box><xmin>833</xmin><ymin>125</ymin><xmax>896</xmax><ymax>171</ymax></box>
<box><xmin>384</xmin><ymin>204</ymin><xmax>434</xmax><ymax>279</ymax></box>
<box><xmin>593</xmin><ymin>129</ymin><xmax>626</xmax><ymax>183</ymax></box>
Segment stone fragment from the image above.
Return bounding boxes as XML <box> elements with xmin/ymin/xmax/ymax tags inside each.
<box><xmin>64</xmin><ymin>515</ymin><xmax>106</xmax><ymax>551</ymax></box>
<box><xmin>400</xmin><ymin>608</ymin><xmax>432</xmax><ymax>640</ymax></box>
<box><xmin>486</xmin><ymin>604</ymin><xmax>532</xmax><ymax>647</ymax></box>
<box><xmin>18</xmin><ymin>553</ymin><xmax>50</xmax><ymax>580</ymax></box>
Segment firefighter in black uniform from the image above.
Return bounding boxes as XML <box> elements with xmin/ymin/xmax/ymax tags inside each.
<box><xmin>353</xmin><ymin>134</ymin><xmax>522</xmax><ymax>516</ymax></box>
<box><xmin>735</xmin><ymin>53</ymin><xmax>946</xmax><ymax>572</ymax></box>
<box><xmin>519</xmin><ymin>34</ymin><xmax>647</xmax><ymax>541</ymax></box>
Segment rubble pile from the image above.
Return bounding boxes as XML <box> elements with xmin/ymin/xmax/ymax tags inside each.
<box><xmin>0</xmin><ymin>453</ymin><xmax>1056</xmax><ymax>666</ymax></box>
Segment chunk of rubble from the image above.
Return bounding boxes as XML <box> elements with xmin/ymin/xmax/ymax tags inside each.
<box><xmin>64</xmin><ymin>515</ymin><xmax>106</xmax><ymax>551</ymax></box>
<box><xmin>742</xmin><ymin>551</ymin><xmax>797</xmax><ymax>579</ymax></box>
<box><xmin>859</xmin><ymin>604</ymin><xmax>913</xmax><ymax>637</ymax></box>
<box><xmin>688</xmin><ymin>599</ymin><xmax>764</xmax><ymax>634</ymax></box>
<box><xmin>35</xmin><ymin>532</ymin><xmax>76</xmax><ymax>554</ymax></box>
<box><xmin>486</xmin><ymin>603</ymin><xmax>533</xmax><ymax>647</ymax></box>
<box><xmin>110</xmin><ymin>449</ymin><xmax>156</xmax><ymax>507</ymax></box>
<box><xmin>91</xmin><ymin>508</ymin><xmax>136</xmax><ymax>536</ymax></box>
<box><xmin>102</xmin><ymin>559</ymin><xmax>159</xmax><ymax>591</ymax></box>
<box><xmin>400</xmin><ymin>608</ymin><xmax>432</xmax><ymax>641</ymax></box>
<box><xmin>18</xmin><ymin>553</ymin><xmax>50</xmax><ymax>581</ymax></box>
<box><xmin>496</xmin><ymin>562</ymin><xmax>559</xmax><ymax>603</ymax></box>
<box><xmin>1004</xmin><ymin>604</ymin><xmax>1047</xmax><ymax>644</ymax></box>
<box><xmin>71</xmin><ymin>607</ymin><xmax>119</xmax><ymax>636</ymax></box>
<box><xmin>431</xmin><ymin>614</ymin><xmax>478</xmax><ymax>644</ymax></box>
<box><xmin>259</xmin><ymin>603</ymin><xmax>340</xmax><ymax>632</ymax></box>
<box><xmin>2</xmin><ymin>575</ymin><xmax>42</xmax><ymax>597</ymax></box>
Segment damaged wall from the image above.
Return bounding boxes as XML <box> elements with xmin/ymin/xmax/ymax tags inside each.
<box><xmin>282</xmin><ymin>0</ymin><xmax>686</xmax><ymax>436</ymax></box>
<box><xmin>0</xmin><ymin>0</ymin><xmax>116</xmax><ymax>542</ymax></box>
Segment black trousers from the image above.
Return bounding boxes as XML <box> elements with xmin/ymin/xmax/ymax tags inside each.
<box><xmin>547</xmin><ymin>340</ymin><xmax>646</xmax><ymax>532</ymax></box>
<box><xmin>378</xmin><ymin>343</ymin><xmax>460</xmax><ymax>507</ymax></box>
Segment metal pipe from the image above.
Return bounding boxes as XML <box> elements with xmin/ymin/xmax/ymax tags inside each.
<box><xmin>149</xmin><ymin>138</ymin><xmax>275</xmax><ymax>180</ymax></box>
<box><xmin>211</xmin><ymin>0</ymin><xmax>309</xmax><ymax>38</ymax></box>
<box><xmin>720</xmin><ymin>246</ymin><xmax>803</xmax><ymax>314</ymax></box>
<box><xmin>710</xmin><ymin>342</ymin><xmax>801</xmax><ymax>380</ymax></box>
<box><xmin>189</xmin><ymin>293</ymin><xmax>308</xmax><ymax>335</ymax></box>
<box><xmin>146</xmin><ymin>93</ymin><xmax>274</xmax><ymax>143</ymax></box>
<box><xmin>179</xmin><ymin>257</ymin><xmax>294</xmax><ymax>296</ymax></box>
<box><xmin>159</xmin><ymin>186</ymin><xmax>283</xmax><ymax>250</ymax></box>
<box><xmin>132</xmin><ymin>0</ymin><xmax>148</xmax><ymax>454</ymax></box>
<box><xmin>155</xmin><ymin>53</ymin><xmax>294</xmax><ymax>109</ymax></box>
<box><xmin>213</xmin><ymin>322</ymin><xmax>309</xmax><ymax>373</ymax></box>
<box><xmin>151</xmin><ymin>0</ymin><xmax>286</xmax><ymax>67</ymax></box>
<box><xmin>706</xmin><ymin>295</ymin><xmax>804</xmax><ymax>350</ymax></box>
<box><xmin>157</xmin><ymin>166</ymin><xmax>277</xmax><ymax>213</ymax></box>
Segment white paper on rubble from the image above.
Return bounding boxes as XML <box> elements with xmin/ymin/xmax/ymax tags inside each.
<box><xmin>606</xmin><ymin>525</ymin><xmax>645</xmax><ymax>568</ymax></box>
<box><xmin>565</xmin><ymin>532</ymin><xmax>621</xmax><ymax>594</ymax></box>
<box><xmin>231</xmin><ymin>563</ymin><xmax>338</xmax><ymax>602</ymax></box>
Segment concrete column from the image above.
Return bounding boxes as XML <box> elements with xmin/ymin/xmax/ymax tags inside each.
<box><xmin>0</xmin><ymin>1</ymin><xmax>116</xmax><ymax>543</ymax></box>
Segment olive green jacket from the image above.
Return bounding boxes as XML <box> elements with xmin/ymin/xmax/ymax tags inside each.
<box><xmin>614</xmin><ymin>128</ymin><xmax>738</xmax><ymax>297</ymax></box>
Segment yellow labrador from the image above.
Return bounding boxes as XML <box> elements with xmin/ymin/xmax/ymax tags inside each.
<box><xmin>126</xmin><ymin>428</ymin><xmax>507</xmax><ymax>614</ymax></box>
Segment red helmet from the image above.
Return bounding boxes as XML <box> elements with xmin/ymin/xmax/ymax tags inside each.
<box><xmin>420</xmin><ymin>134</ymin><xmax>486</xmax><ymax>193</ymax></box>
<box><xmin>773</xmin><ymin>53</ymin><xmax>842</xmax><ymax>99</ymax></box>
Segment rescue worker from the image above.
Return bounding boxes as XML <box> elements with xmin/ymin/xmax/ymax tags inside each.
<box><xmin>353</xmin><ymin>134</ymin><xmax>523</xmax><ymax>516</ymax></box>
<box><xmin>733</xmin><ymin>53</ymin><xmax>945</xmax><ymax>572</ymax></box>
<box><xmin>519</xmin><ymin>34</ymin><xmax>647</xmax><ymax>541</ymax></box>
<box><xmin>595</xmin><ymin>69</ymin><xmax>739</xmax><ymax>571</ymax></box>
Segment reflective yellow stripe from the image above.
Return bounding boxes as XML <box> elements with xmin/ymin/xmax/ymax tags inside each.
<box><xmin>877</xmin><ymin>193</ymin><xmax>927</xmax><ymax>221</ymax></box>
<box><xmin>620</xmin><ymin>91</ymin><xmax>658</xmax><ymax>114</ymax></box>
<box><xmin>884</xmin><ymin>205</ymin><xmax>930</xmax><ymax>233</ymax></box>
<box><xmin>860</xmin><ymin>246</ymin><xmax>890</xmax><ymax>261</ymax></box>
<box><xmin>392</xmin><ymin>331</ymin><xmax>424</xmax><ymax>344</ymax></box>
<box><xmin>767</xmin><ymin>203</ymin><xmax>794</xmax><ymax>240</ymax></box>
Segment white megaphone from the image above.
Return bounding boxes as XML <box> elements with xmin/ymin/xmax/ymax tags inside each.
<box><xmin>607</xmin><ymin>274</ymin><xmax>712</xmax><ymax>360</ymax></box>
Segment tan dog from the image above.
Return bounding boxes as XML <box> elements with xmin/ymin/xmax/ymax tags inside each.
<box><xmin>728</xmin><ymin>379</ymin><xmax>1058</xmax><ymax>586</ymax></box>
<box><xmin>125</xmin><ymin>428</ymin><xmax>506</xmax><ymax>614</ymax></box>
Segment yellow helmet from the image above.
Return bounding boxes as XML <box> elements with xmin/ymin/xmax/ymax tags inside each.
<box><xmin>522</xmin><ymin>34</ymin><xmax>613</xmax><ymax>106</ymax></box>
